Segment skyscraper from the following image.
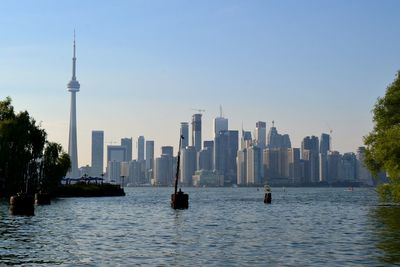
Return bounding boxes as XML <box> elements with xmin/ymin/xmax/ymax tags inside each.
<box><xmin>161</xmin><ymin>146</ymin><xmax>174</xmax><ymax>157</ymax></box>
<box><xmin>199</xmin><ymin>140</ymin><xmax>214</xmax><ymax>171</ymax></box>
<box><xmin>137</xmin><ymin>136</ymin><xmax>145</xmax><ymax>161</ymax></box>
<box><xmin>301</xmin><ymin>136</ymin><xmax>319</xmax><ymax>156</ymax></box>
<box><xmin>214</xmin><ymin>117</ymin><xmax>228</xmax><ymax>137</ymax></box>
<box><xmin>154</xmin><ymin>154</ymin><xmax>174</xmax><ymax>186</ymax></box>
<box><xmin>145</xmin><ymin>141</ymin><xmax>154</xmax><ymax>165</ymax></box>
<box><xmin>145</xmin><ymin>140</ymin><xmax>155</xmax><ymax>181</ymax></box>
<box><xmin>356</xmin><ymin>147</ymin><xmax>373</xmax><ymax>186</ymax></box>
<box><xmin>192</xmin><ymin>114</ymin><xmax>202</xmax><ymax>152</ymax></box>
<box><xmin>327</xmin><ymin>151</ymin><xmax>341</xmax><ymax>183</ymax></box>
<box><xmin>180</xmin><ymin>122</ymin><xmax>189</xmax><ymax>149</ymax></box>
<box><xmin>320</xmin><ymin>133</ymin><xmax>331</xmax><ymax>155</ymax></box>
<box><xmin>237</xmin><ymin>148</ymin><xmax>247</xmax><ymax>185</ymax></box>
<box><xmin>241</xmin><ymin>130</ymin><xmax>252</xmax><ymax>150</ymax></box>
<box><xmin>214</xmin><ymin>130</ymin><xmax>239</xmax><ymax>186</ymax></box>
<box><xmin>181</xmin><ymin>146</ymin><xmax>197</xmax><ymax>186</ymax></box>
<box><xmin>267</xmin><ymin>122</ymin><xmax>291</xmax><ymax>149</ymax></box>
<box><xmin>121</xmin><ymin>138</ymin><xmax>133</xmax><ymax>162</ymax></box>
<box><xmin>255</xmin><ymin>121</ymin><xmax>266</xmax><ymax>149</ymax></box>
<box><xmin>288</xmin><ymin>148</ymin><xmax>301</xmax><ymax>185</ymax></box>
<box><xmin>67</xmin><ymin>33</ymin><xmax>80</xmax><ymax>178</ymax></box>
<box><xmin>107</xmin><ymin>145</ymin><xmax>127</xmax><ymax>162</ymax></box>
<box><xmin>341</xmin><ymin>153</ymin><xmax>357</xmax><ymax>182</ymax></box>
<box><xmin>91</xmin><ymin>130</ymin><xmax>104</xmax><ymax>177</ymax></box>
<box><xmin>247</xmin><ymin>145</ymin><xmax>262</xmax><ymax>185</ymax></box>
<box><xmin>301</xmin><ymin>136</ymin><xmax>320</xmax><ymax>183</ymax></box>
<box><xmin>213</xmin><ymin>106</ymin><xmax>228</xmax><ymax>137</ymax></box>
<box><xmin>198</xmin><ymin>147</ymin><xmax>213</xmax><ymax>171</ymax></box>
<box><xmin>106</xmin><ymin>145</ymin><xmax>127</xmax><ymax>183</ymax></box>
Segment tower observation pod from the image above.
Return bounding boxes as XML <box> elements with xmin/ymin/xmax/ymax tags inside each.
<box><xmin>171</xmin><ymin>135</ymin><xmax>189</xmax><ymax>209</ymax></box>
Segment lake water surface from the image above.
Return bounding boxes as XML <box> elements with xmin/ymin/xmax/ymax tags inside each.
<box><xmin>1</xmin><ymin>187</ymin><xmax>400</xmax><ymax>266</ymax></box>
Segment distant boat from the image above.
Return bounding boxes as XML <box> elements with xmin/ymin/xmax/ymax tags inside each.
<box><xmin>344</xmin><ymin>187</ymin><xmax>353</xmax><ymax>192</ymax></box>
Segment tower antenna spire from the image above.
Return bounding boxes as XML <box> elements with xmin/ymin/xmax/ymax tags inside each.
<box><xmin>72</xmin><ymin>30</ymin><xmax>77</xmax><ymax>80</ymax></box>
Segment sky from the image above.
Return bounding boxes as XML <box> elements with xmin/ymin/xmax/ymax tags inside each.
<box><xmin>1</xmin><ymin>0</ymin><xmax>400</xmax><ymax>167</ymax></box>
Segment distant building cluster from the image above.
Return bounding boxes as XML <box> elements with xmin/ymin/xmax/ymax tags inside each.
<box><xmin>77</xmin><ymin>112</ymin><xmax>384</xmax><ymax>187</ymax></box>
<box><xmin>65</xmin><ymin>36</ymin><xmax>385</xmax><ymax>187</ymax></box>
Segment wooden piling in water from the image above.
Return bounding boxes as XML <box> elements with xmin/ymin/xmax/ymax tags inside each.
<box><xmin>10</xmin><ymin>193</ymin><xmax>34</xmax><ymax>216</ymax></box>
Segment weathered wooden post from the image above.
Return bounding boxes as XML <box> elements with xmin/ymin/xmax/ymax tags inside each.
<box><xmin>171</xmin><ymin>135</ymin><xmax>189</xmax><ymax>209</ymax></box>
<box><xmin>264</xmin><ymin>185</ymin><xmax>272</xmax><ymax>204</ymax></box>
<box><xmin>10</xmin><ymin>193</ymin><xmax>35</xmax><ymax>216</ymax></box>
<box><xmin>35</xmin><ymin>192</ymin><xmax>51</xmax><ymax>205</ymax></box>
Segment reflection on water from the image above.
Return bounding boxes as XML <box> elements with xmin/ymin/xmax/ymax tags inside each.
<box><xmin>370</xmin><ymin>206</ymin><xmax>400</xmax><ymax>266</ymax></box>
<box><xmin>1</xmin><ymin>188</ymin><xmax>400</xmax><ymax>266</ymax></box>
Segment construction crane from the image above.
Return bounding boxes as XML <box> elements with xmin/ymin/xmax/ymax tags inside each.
<box><xmin>191</xmin><ymin>108</ymin><xmax>205</xmax><ymax>114</ymax></box>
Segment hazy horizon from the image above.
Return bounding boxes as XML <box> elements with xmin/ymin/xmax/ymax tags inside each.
<box><xmin>1</xmin><ymin>0</ymin><xmax>400</xmax><ymax>166</ymax></box>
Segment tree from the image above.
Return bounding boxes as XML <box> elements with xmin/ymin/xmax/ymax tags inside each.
<box><xmin>41</xmin><ymin>142</ymin><xmax>71</xmax><ymax>194</ymax></box>
<box><xmin>0</xmin><ymin>97</ymin><xmax>69</xmax><ymax>197</ymax></box>
<box><xmin>364</xmin><ymin>71</ymin><xmax>400</xmax><ymax>202</ymax></box>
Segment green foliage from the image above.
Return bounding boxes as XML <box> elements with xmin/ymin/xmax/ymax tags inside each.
<box><xmin>41</xmin><ymin>142</ymin><xmax>71</xmax><ymax>194</ymax></box>
<box><xmin>0</xmin><ymin>97</ymin><xmax>69</xmax><ymax>197</ymax></box>
<box><xmin>364</xmin><ymin>71</ymin><xmax>400</xmax><ymax>202</ymax></box>
<box><xmin>377</xmin><ymin>182</ymin><xmax>400</xmax><ymax>203</ymax></box>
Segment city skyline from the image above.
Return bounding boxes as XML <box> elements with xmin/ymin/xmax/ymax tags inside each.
<box><xmin>1</xmin><ymin>1</ymin><xmax>400</xmax><ymax>166</ymax></box>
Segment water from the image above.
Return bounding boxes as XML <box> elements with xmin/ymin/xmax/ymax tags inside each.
<box><xmin>1</xmin><ymin>187</ymin><xmax>399</xmax><ymax>266</ymax></box>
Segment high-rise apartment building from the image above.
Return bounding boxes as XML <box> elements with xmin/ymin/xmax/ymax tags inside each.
<box><xmin>320</xmin><ymin>133</ymin><xmax>331</xmax><ymax>155</ymax></box>
<box><xmin>319</xmin><ymin>153</ymin><xmax>328</xmax><ymax>182</ymax></box>
<box><xmin>181</xmin><ymin>146</ymin><xmax>197</xmax><ymax>186</ymax></box>
<box><xmin>154</xmin><ymin>154</ymin><xmax>174</xmax><ymax>186</ymax></box>
<box><xmin>356</xmin><ymin>147</ymin><xmax>373</xmax><ymax>186</ymax></box>
<box><xmin>192</xmin><ymin>114</ymin><xmax>202</xmax><ymax>152</ymax></box>
<box><xmin>255</xmin><ymin>121</ymin><xmax>266</xmax><ymax>149</ymax></box>
<box><xmin>180</xmin><ymin>122</ymin><xmax>189</xmax><ymax>149</ymax></box>
<box><xmin>214</xmin><ymin>130</ymin><xmax>238</xmax><ymax>186</ymax></box>
<box><xmin>241</xmin><ymin>130</ymin><xmax>252</xmax><ymax>150</ymax></box>
<box><xmin>214</xmin><ymin>117</ymin><xmax>228</xmax><ymax>137</ymax></box>
<box><xmin>198</xmin><ymin>147</ymin><xmax>213</xmax><ymax>171</ymax></box>
<box><xmin>263</xmin><ymin>148</ymin><xmax>289</xmax><ymax>185</ymax></box>
<box><xmin>288</xmin><ymin>148</ymin><xmax>301</xmax><ymax>184</ymax></box>
<box><xmin>91</xmin><ymin>130</ymin><xmax>104</xmax><ymax>177</ymax></box>
<box><xmin>237</xmin><ymin>148</ymin><xmax>247</xmax><ymax>185</ymax></box>
<box><xmin>107</xmin><ymin>144</ymin><xmax>126</xmax><ymax>162</ymax></box>
<box><xmin>301</xmin><ymin>136</ymin><xmax>320</xmax><ymax>183</ymax></box>
<box><xmin>341</xmin><ymin>153</ymin><xmax>357</xmax><ymax>182</ymax></box>
<box><xmin>267</xmin><ymin>122</ymin><xmax>291</xmax><ymax>149</ymax></box>
<box><xmin>121</xmin><ymin>138</ymin><xmax>132</xmax><ymax>162</ymax></box>
<box><xmin>327</xmin><ymin>151</ymin><xmax>341</xmax><ymax>183</ymax></box>
<box><xmin>301</xmin><ymin>136</ymin><xmax>319</xmax><ymax>156</ymax></box>
<box><xmin>247</xmin><ymin>145</ymin><xmax>262</xmax><ymax>185</ymax></box>
<box><xmin>145</xmin><ymin>140</ymin><xmax>154</xmax><ymax>169</ymax></box>
<box><xmin>198</xmin><ymin>140</ymin><xmax>214</xmax><ymax>171</ymax></box>
<box><xmin>137</xmin><ymin>136</ymin><xmax>145</xmax><ymax>161</ymax></box>
<box><xmin>161</xmin><ymin>146</ymin><xmax>173</xmax><ymax>157</ymax></box>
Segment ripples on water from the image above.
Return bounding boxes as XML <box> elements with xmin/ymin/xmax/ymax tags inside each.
<box><xmin>0</xmin><ymin>187</ymin><xmax>399</xmax><ymax>266</ymax></box>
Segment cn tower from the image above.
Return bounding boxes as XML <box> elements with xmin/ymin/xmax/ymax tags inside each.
<box><xmin>67</xmin><ymin>33</ymin><xmax>80</xmax><ymax>178</ymax></box>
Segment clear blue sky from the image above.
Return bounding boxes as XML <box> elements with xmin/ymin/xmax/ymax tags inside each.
<box><xmin>1</xmin><ymin>0</ymin><xmax>399</xmax><ymax>166</ymax></box>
